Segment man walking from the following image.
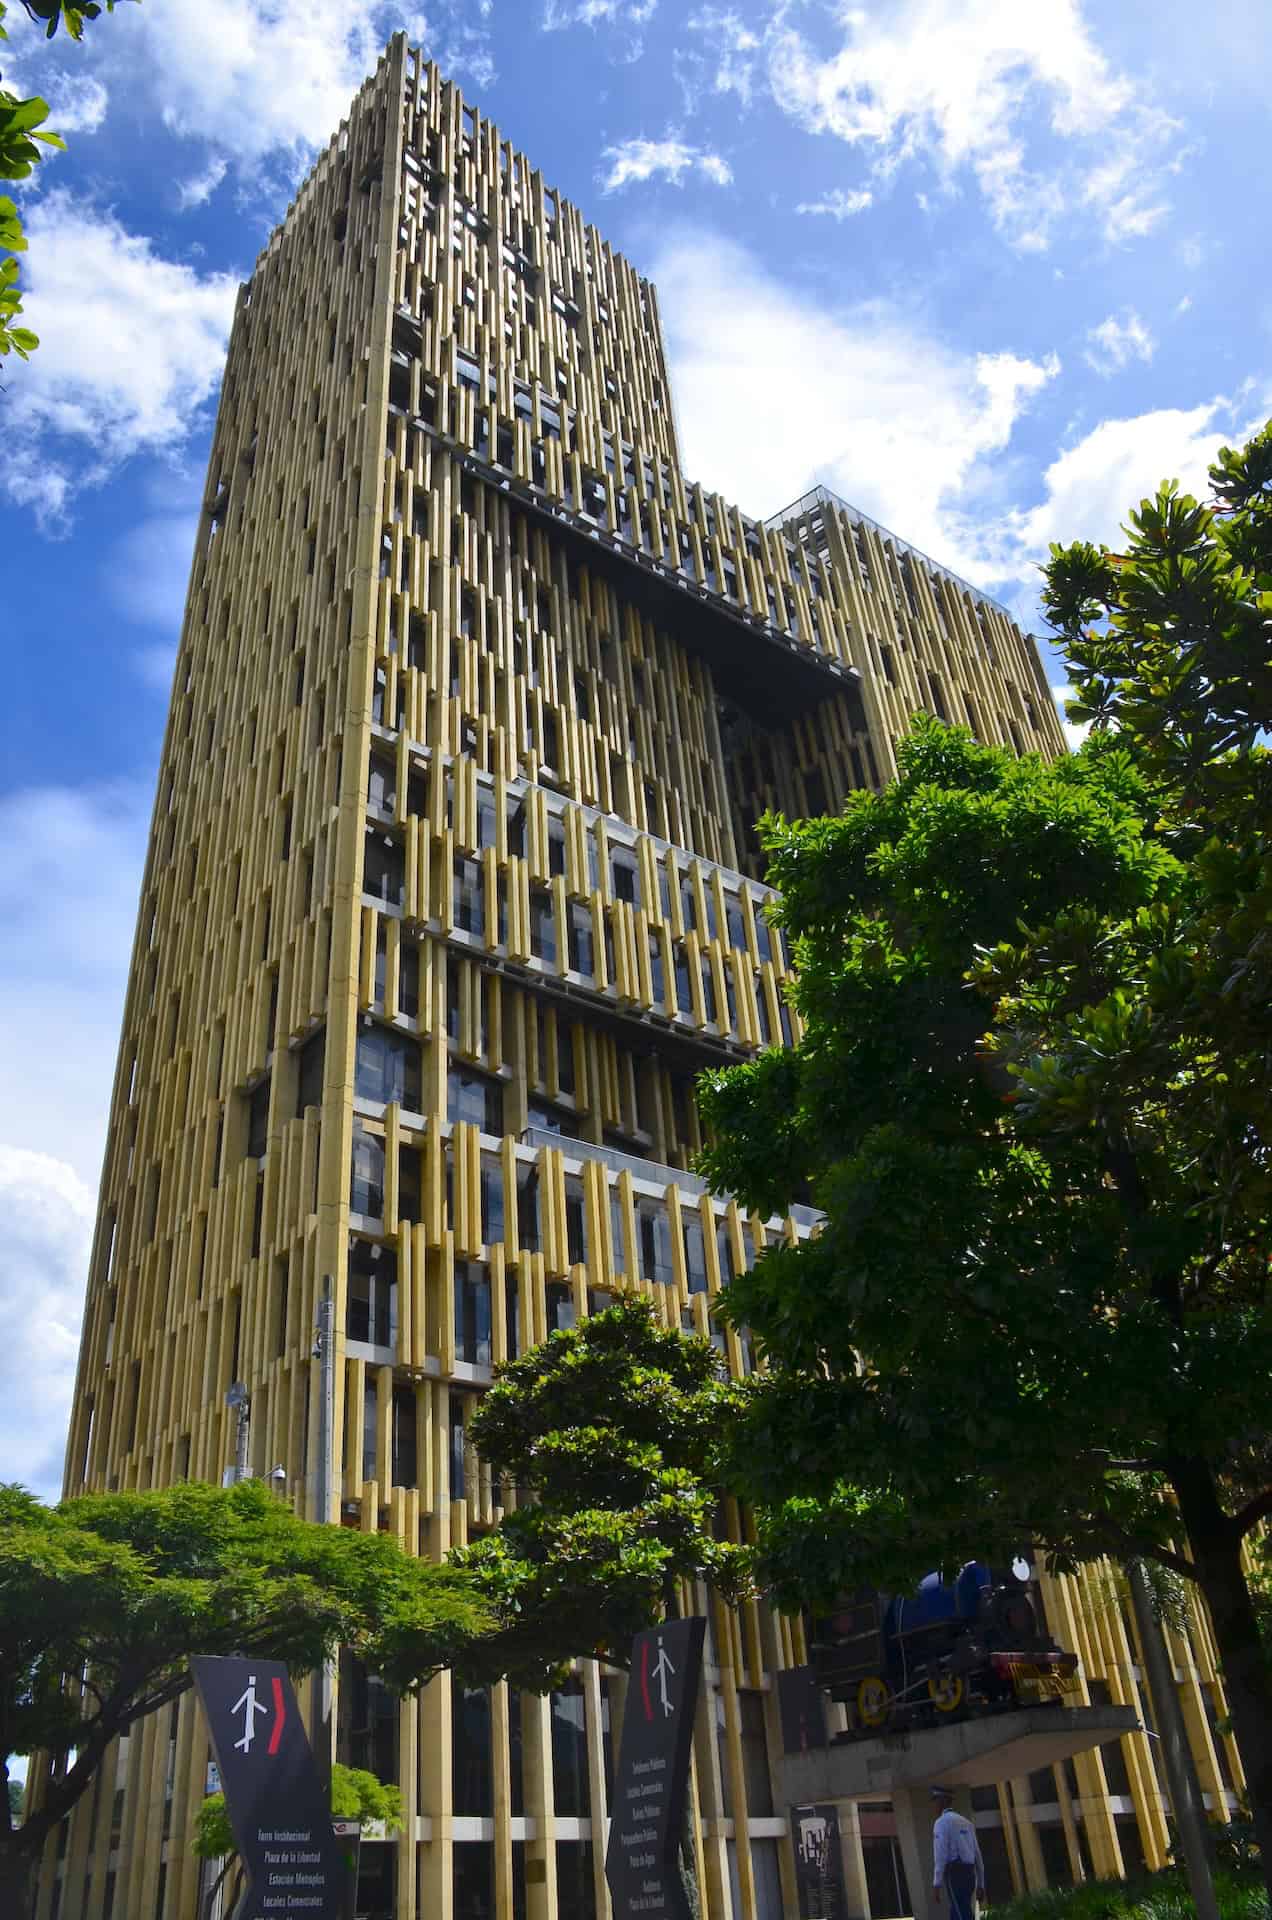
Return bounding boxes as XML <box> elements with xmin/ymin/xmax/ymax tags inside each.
<box><xmin>931</xmin><ymin>1785</ymin><xmax>985</xmax><ymax>1920</ymax></box>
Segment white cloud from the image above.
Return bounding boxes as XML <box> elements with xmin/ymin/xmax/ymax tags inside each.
<box><xmin>68</xmin><ymin>0</ymin><xmax>493</xmax><ymax>175</ymax></box>
<box><xmin>98</xmin><ymin>0</ymin><xmax>393</xmax><ymax>166</ymax></box>
<box><xmin>767</xmin><ymin>0</ymin><xmax>1176</xmax><ymax>251</ymax></box>
<box><xmin>0</xmin><ymin>1148</ymin><xmax>96</xmax><ymax>1502</ymax></box>
<box><xmin>5</xmin><ymin>190</ymin><xmax>237</xmax><ymax>526</ymax></box>
<box><xmin>0</xmin><ymin>781</ymin><xmax>149</xmax><ymax>1191</ymax></box>
<box><xmin>1008</xmin><ymin>397</ymin><xmax>1265</xmax><ymax>557</ymax></box>
<box><xmin>1175</xmin><ymin>294</ymin><xmax>1192</xmax><ymax>316</ymax></box>
<box><xmin>0</xmin><ymin>778</ymin><xmax>150</xmax><ymax>1497</ymax></box>
<box><xmin>45</xmin><ymin>71</ymin><xmax>110</xmax><ymax>135</ymax></box>
<box><xmin>796</xmin><ymin>187</ymin><xmax>874</xmax><ymax>220</ymax></box>
<box><xmin>543</xmin><ymin>0</ymin><xmax>656</xmax><ymax>26</ymax></box>
<box><xmin>106</xmin><ymin>511</ymin><xmax>200</xmax><ymax>635</ymax></box>
<box><xmin>599</xmin><ymin>136</ymin><xmax>733</xmax><ymax>194</ymax></box>
<box><xmin>687</xmin><ymin>5</ymin><xmax>760</xmax><ymax>107</ymax></box>
<box><xmin>1084</xmin><ymin>309</ymin><xmax>1155</xmax><ymax>376</ymax></box>
<box><xmin>176</xmin><ymin>154</ymin><xmax>229</xmax><ymax>212</ymax></box>
<box><xmin>650</xmin><ymin>226</ymin><xmax>1058</xmax><ymax>581</ymax></box>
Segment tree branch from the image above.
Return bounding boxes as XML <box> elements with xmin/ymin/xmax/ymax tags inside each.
<box><xmin>1229</xmin><ymin>1486</ymin><xmax>1272</xmax><ymax>1541</ymax></box>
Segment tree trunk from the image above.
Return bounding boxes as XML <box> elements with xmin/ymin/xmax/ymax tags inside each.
<box><xmin>1173</xmin><ymin>1463</ymin><xmax>1272</xmax><ymax>1905</ymax></box>
<box><xmin>0</xmin><ymin>1837</ymin><xmax>35</xmax><ymax>1920</ymax></box>
<box><xmin>1127</xmin><ymin>1560</ymin><xmax>1218</xmax><ymax>1920</ymax></box>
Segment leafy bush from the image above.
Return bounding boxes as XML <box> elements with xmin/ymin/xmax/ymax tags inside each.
<box><xmin>984</xmin><ymin>1868</ymin><xmax>1268</xmax><ymax>1920</ymax></box>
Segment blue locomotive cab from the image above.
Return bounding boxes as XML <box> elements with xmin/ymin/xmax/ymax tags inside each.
<box><xmin>810</xmin><ymin>1559</ymin><xmax>1080</xmax><ymax>1735</ymax></box>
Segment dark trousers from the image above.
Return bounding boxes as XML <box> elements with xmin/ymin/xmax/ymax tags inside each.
<box><xmin>945</xmin><ymin>1860</ymin><xmax>979</xmax><ymax>1920</ymax></box>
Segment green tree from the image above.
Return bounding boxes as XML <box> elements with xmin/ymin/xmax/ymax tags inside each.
<box><xmin>0</xmin><ymin>1478</ymin><xmax>491</xmax><ymax>1915</ymax></box>
<box><xmin>192</xmin><ymin>1763</ymin><xmax>404</xmax><ymax>1919</ymax></box>
<box><xmin>450</xmin><ymin>1296</ymin><xmax>751</xmax><ymax>1691</ymax></box>
<box><xmin>1</xmin><ymin>0</ymin><xmax>130</xmax><ymax>359</ymax></box>
<box><xmin>697</xmin><ymin>454</ymin><xmax>1272</xmax><ymax>1890</ymax></box>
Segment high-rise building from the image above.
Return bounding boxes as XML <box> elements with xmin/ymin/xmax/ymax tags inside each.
<box><xmin>45</xmin><ymin>34</ymin><xmax>1244</xmax><ymax>1920</ymax></box>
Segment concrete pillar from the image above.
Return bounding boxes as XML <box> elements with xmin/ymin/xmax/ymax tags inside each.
<box><xmin>837</xmin><ymin>1801</ymin><xmax>872</xmax><ymax>1918</ymax></box>
<box><xmin>892</xmin><ymin>1785</ymin><xmax>938</xmax><ymax>1920</ymax></box>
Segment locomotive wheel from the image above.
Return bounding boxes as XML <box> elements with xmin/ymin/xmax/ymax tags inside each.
<box><xmin>927</xmin><ymin>1672</ymin><xmax>965</xmax><ymax>1715</ymax></box>
<box><xmin>856</xmin><ymin>1676</ymin><xmax>893</xmax><ymax>1729</ymax></box>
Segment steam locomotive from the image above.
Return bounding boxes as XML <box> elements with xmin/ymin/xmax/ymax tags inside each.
<box><xmin>810</xmin><ymin>1561</ymin><xmax>1079</xmax><ymax>1734</ymax></box>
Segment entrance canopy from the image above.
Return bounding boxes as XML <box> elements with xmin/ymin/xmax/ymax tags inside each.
<box><xmin>782</xmin><ymin>1704</ymin><xmax>1139</xmax><ymax>1802</ymax></box>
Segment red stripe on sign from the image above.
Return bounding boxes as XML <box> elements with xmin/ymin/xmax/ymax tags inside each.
<box><xmin>268</xmin><ymin>1676</ymin><xmax>286</xmax><ymax>1755</ymax></box>
<box><xmin>640</xmin><ymin>1639</ymin><xmax>652</xmax><ymax>1721</ymax></box>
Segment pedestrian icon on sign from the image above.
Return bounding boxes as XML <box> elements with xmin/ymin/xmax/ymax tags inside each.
<box><xmin>231</xmin><ymin>1674</ymin><xmax>270</xmax><ymax>1754</ymax></box>
<box><xmin>653</xmin><ymin>1634</ymin><xmax>677</xmax><ymax>1716</ymax></box>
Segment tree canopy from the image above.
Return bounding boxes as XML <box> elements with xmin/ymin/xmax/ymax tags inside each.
<box><xmin>0</xmin><ymin>1478</ymin><xmax>491</xmax><ymax>1909</ymax></box>
<box><xmin>1</xmin><ymin>0</ymin><xmax>130</xmax><ymax>360</ymax></box>
<box><xmin>449</xmin><ymin>1297</ymin><xmax>751</xmax><ymax>1691</ymax></box>
<box><xmin>697</xmin><ymin>420</ymin><xmax>1272</xmax><ymax>1891</ymax></box>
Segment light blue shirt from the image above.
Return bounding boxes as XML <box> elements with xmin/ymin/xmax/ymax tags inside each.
<box><xmin>933</xmin><ymin>1809</ymin><xmax>985</xmax><ymax>1887</ymax></box>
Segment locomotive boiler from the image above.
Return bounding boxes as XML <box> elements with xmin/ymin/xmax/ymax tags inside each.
<box><xmin>810</xmin><ymin>1561</ymin><xmax>1079</xmax><ymax>1734</ymax></box>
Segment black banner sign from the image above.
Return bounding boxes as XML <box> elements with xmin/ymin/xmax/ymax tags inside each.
<box><xmin>791</xmin><ymin>1803</ymin><xmax>849</xmax><ymax>1920</ymax></box>
<box><xmin>605</xmin><ymin>1617</ymin><xmax>706</xmax><ymax>1920</ymax></box>
<box><xmin>192</xmin><ymin>1657</ymin><xmax>345</xmax><ymax>1919</ymax></box>
<box><xmin>777</xmin><ymin>1666</ymin><xmax>827</xmax><ymax>1754</ymax></box>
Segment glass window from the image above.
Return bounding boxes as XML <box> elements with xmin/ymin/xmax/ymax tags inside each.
<box><xmin>551</xmin><ymin>1681</ymin><xmax>590</xmax><ymax>1816</ymax></box>
<box><xmin>452</xmin><ymin>1843</ymin><xmax>494</xmax><ymax>1920</ymax></box>
<box><xmin>347</xmin><ymin>1238</ymin><xmax>397</xmax><ymax>1348</ymax></box>
<box><xmin>246</xmin><ymin>1077</ymin><xmax>270</xmax><ymax>1159</ymax></box>
<box><xmin>448</xmin><ymin>1067</ymin><xmax>503</xmax><ymax>1134</ymax></box>
<box><xmin>355</xmin><ymin>1026</ymin><xmax>421</xmax><ymax>1109</ymax></box>
<box><xmin>530</xmin><ymin>888</ymin><xmax>557</xmax><ymax>966</ymax></box>
<box><xmin>399</xmin><ymin>941</ymin><xmax>419</xmax><ymax>1019</ymax></box>
<box><xmin>557</xmin><ymin>1020</ymin><xmax>575</xmax><ymax>1095</ymax></box>
<box><xmin>611</xmin><ymin>854</ymin><xmax>639</xmax><ymax>907</ymax></box>
<box><xmin>684</xmin><ymin>1214</ymin><xmax>707</xmax><ymax>1294</ymax></box>
<box><xmin>648</xmin><ymin>931</ymin><xmax>665</xmax><ymax>1006</ymax></box>
<box><xmin>527</xmin><ymin>1099</ymin><xmax>578</xmax><ymax>1139</ymax></box>
<box><xmin>700</xmin><ymin>957</ymin><xmax>718</xmax><ymax>1024</ymax></box>
<box><xmin>367</xmin><ymin>752</ymin><xmax>396</xmax><ymax>812</ymax></box>
<box><xmin>568</xmin><ymin>902</ymin><xmax>594</xmax><ymax>976</ymax></box>
<box><xmin>739</xmin><ymin>1692</ymin><xmax>772</xmax><ymax>1814</ymax></box>
<box><xmin>392</xmin><ymin>1384</ymin><xmax>417</xmax><ymax>1488</ymax></box>
<box><xmin>449</xmin><ymin>1393</ymin><xmax>466</xmax><ymax>1498</ymax></box>
<box><xmin>546</xmin><ymin>1282</ymin><xmax>575</xmax><ymax>1332</ymax></box>
<box><xmin>455</xmin><ymin>1263</ymin><xmax>492</xmax><ymax>1366</ymax></box>
<box><xmin>751</xmin><ymin>1839</ymin><xmax>783</xmax><ymax>1920</ymax></box>
<box><xmin>481</xmin><ymin>1161</ymin><xmax>505</xmax><ymax>1245</ymax></box>
<box><xmin>674</xmin><ymin>942</ymin><xmax>694</xmax><ymax>1015</ymax></box>
<box><xmin>504</xmin><ymin>1271</ymin><xmax>520</xmax><ymax>1359</ymax></box>
<box><xmin>398</xmin><ymin>1145</ymin><xmax>421</xmax><ymax>1221</ymax></box>
<box><xmin>363</xmin><ymin>830</ymin><xmax>405</xmax><ymax>906</ymax></box>
<box><xmin>565</xmin><ymin>1177</ymin><xmax>587</xmax><ymax>1265</ymax></box>
<box><xmin>638</xmin><ymin>1202</ymin><xmax>675</xmax><ymax>1287</ymax></box>
<box><xmin>453</xmin><ymin>856</ymin><xmax>485</xmax><ymax>936</ymax></box>
<box><xmin>453</xmin><ymin>1691</ymin><xmax>493</xmax><ymax>1815</ymax></box>
<box><xmin>350</xmin><ymin>1125</ymin><xmax>385</xmax><ymax>1217</ymax></box>
<box><xmin>296</xmin><ymin>1031</ymin><xmax>324</xmax><ymax>1115</ymax></box>
<box><xmin>517</xmin><ymin>1165</ymin><xmax>540</xmax><ymax>1250</ymax></box>
<box><xmin>362</xmin><ymin>1380</ymin><xmax>378</xmax><ymax>1479</ymax></box>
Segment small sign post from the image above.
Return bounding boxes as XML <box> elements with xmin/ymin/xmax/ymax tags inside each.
<box><xmin>192</xmin><ymin>1656</ymin><xmax>346</xmax><ymax>1919</ymax></box>
<box><xmin>791</xmin><ymin>1803</ymin><xmax>849</xmax><ymax>1919</ymax></box>
<box><xmin>604</xmin><ymin>1617</ymin><xmax>706</xmax><ymax>1920</ymax></box>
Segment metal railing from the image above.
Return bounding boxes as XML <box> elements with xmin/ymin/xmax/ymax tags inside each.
<box><xmin>519</xmin><ymin>1125</ymin><xmax>822</xmax><ymax>1230</ymax></box>
<box><xmin>764</xmin><ymin>482</ymin><xmax>1020</xmax><ymax>624</ymax></box>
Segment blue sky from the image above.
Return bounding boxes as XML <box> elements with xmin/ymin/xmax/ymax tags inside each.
<box><xmin>2</xmin><ymin>0</ymin><xmax>1269</xmax><ymax>1498</ymax></box>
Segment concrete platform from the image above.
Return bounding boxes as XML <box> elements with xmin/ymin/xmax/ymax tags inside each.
<box><xmin>782</xmin><ymin>1706</ymin><xmax>1139</xmax><ymax>1920</ymax></box>
<box><xmin>782</xmin><ymin>1703</ymin><xmax>1140</xmax><ymax>1801</ymax></box>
